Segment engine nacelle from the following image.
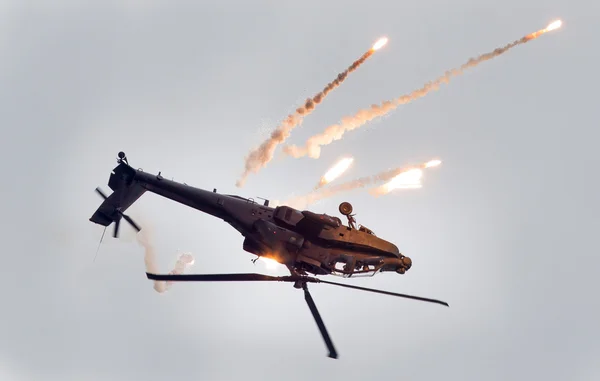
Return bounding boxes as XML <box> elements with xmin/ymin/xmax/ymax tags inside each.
<box><xmin>242</xmin><ymin>237</ymin><xmax>266</xmax><ymax>256</ymax></box>
<box><xmin>301</xmin><ymin>210</ymin><xmax>341</xmax><ymax>228</ymax></box>
<box><xmin>273</xmin><ymin>205</ymin><xmax>305</xmax><ymax>227</ymax></box>
<box><xmin>253</xmin><ymin>219</ymin><xmax>305</xmax><ymax>251</ymax></box>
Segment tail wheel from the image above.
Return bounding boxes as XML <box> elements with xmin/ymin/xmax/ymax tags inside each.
<box><xmin>339</xmin><ymin>202</ymin><xmax>353</xmax><ymax>216</ymax></box>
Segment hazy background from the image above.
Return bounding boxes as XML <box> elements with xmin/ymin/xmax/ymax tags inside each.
<box><xmin>1</xmin><ymin>1</ymin><xmax>599</xmax><ymax>380</ymax></box>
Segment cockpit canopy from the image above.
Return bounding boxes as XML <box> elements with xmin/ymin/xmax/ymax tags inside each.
<box><xmin>274</xmin><ymin>205</ymin><xmax>377</xmax><ymax>237</ymax></box>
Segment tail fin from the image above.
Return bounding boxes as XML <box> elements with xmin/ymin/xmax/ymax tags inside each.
<box><xmin>90</xmin><ymin>159</ymin><xmax>146</xmax><ymax>236</ymax></box>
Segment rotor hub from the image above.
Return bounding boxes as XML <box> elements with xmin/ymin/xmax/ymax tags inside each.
<box><xmin>338</xmin><ymin>202</ymin><xmax>353</xmax><ymax>216</ymax></box>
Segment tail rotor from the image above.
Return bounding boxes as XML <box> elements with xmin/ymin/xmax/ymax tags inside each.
<box><xmin>95</xmin><ymin>186</ymin><xmax>141</xmax><ymax>238</ymax></box>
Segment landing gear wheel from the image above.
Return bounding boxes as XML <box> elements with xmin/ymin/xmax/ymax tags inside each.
<box><xmin>339</xmin><ymin>202</ymin><xmax>353</xmax><ymax>216</ymax></box>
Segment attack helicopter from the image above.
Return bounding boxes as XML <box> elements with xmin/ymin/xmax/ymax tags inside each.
<box><xmin>90</xmin><ymin>151</ymin><xmax>448</xmax><ymax>359</ymax></box>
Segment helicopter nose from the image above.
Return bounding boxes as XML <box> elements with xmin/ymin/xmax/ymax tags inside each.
<box><xmin>396</xmin><ymin>256</ymin><xmax>412</xmax><ymax>274</ymax></box>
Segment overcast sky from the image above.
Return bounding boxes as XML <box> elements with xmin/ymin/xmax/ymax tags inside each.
<box><xmin>1</xmin><ymin>1</ymin><xmax>599</xmax><ymax>380</ymax></box>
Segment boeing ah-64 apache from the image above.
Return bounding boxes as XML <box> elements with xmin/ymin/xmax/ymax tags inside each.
<box><xmin>89</xmin><ymin>152</ymin><xmax>448</xmax><ymax>359</ymax></box>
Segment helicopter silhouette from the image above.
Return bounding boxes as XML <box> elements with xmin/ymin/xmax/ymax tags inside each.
<box><xmin>90</xmin><ymin>151</ymin><xmax>448</xmax><ymax>359</ymax></box>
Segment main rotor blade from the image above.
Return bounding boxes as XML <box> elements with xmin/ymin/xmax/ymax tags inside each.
<box><xmin>146</xmin><ymin>272</ymin><xmax>290</xmax><ymax>282</ymax></box>
<box><xmin>95</xmin><ymin>187</ymin><xmax>108</xmax><ymax>199</ymax></box>
<box><xmin>302</xmin><ymin>284</ymin><xmax>338</xmax><ymax>359</ymax></box>
<box><xmin>318</xmin><ymin>279</ymin><xmax>449</xmax><ymax>307</ymax></box>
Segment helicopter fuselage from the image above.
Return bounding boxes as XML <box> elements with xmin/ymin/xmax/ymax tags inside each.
<box><xmin>90</xmin><ymin>160</ymin><xmax>412</xmax><ymax>277</ymax></box>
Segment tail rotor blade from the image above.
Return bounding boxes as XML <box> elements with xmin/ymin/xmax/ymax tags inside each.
<box><xmin>95</xmin><ymin>187</ymin><xmax>108</xmax><ymax>200</ymax></box>
<box><xmin>302</xmin><ymin>284</ymin><xmax>338</xmax><ymax>359</ymax></box>
<box><xmin>318</xmin><ymin>279</ymin><xmax>449</xmax><ymax>307</ymax></box>
<box><xmin>113</xmin><ymin>217</ymin><xmax>120</xmax><ymax>238</ymax></box>
<box><xmin>121</xmin><ymin>213</ymin><xmax>141</xmax><ymax>232</ymax></box>
<box><xmin>94</xmin><ymin>186</ymin><xmax>141</xmax><ymax>236</ymax></box>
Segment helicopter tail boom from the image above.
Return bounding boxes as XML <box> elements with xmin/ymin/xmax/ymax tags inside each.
<box><xmin>90</xmin><ymin>152</ymin><xmax>231</xmax><ymax>236</ymax></box>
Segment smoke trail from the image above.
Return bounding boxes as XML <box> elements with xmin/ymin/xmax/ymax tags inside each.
<box><xmin>284</xmin><ymin>160</ymin><xmax>441</xmax><ymax>209</ymax></box>
<box><xmin>236</xmin><ymin>37</ymin><xmax>389</xmax><ymax>187</ymax></box>
<box><xmin>283</xmin><ymin>21</ymin><xmax>563</xmax><ymax>159</ymax></box>
<box><xmin>284</xmin><ymin>172</ymin><xmax>388</xmax><ymax>210</ymax></box>
<box><xmin>136</xmin><ymin>230</ymin><xmax>195</xmax><ymax>293</ymax></box>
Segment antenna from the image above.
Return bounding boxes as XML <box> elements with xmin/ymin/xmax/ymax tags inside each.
<box><xmin>93</xmin><ymin>226</ymin><xmax>107</xmax><ymax>262</ymax></box>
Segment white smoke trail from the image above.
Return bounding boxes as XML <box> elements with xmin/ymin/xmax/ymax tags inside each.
<box><xmin>283</xmin><ymin>20</ymin><xmax>564</xmax><ymax>159</ymax></box>
<box><xmin>136</xmin><ymin>230</ymin><xmax>194</xmax><ymax>293</ymax></box>
<box><xmin>236</xmin><ymin>37</ymin><xmax>389</xmax><ymax>187</ymax></box>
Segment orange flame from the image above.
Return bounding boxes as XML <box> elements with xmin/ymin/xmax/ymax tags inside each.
<box><xmin>526</xmin><ymin>19</ymin><xmax>563</xmax><ymax>40</ymax></box>
<box><xmin>259</xmin><ymin>256</ymin><xmax>282</xmax><ymax>270</ymax></box>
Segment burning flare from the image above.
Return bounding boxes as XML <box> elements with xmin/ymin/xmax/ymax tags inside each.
<box><xmin>283</xmin><ymin>20</ymin><xmax>563</xmax><ymax>159</ymax></box>
<box><xmin>424</xmin><ymin>159</ymin><xmax>442</xmax><ymax>168</ymax></box>
<box><xmin>526</xmin><ymin>19</ymin><xmax>562</xmax><ymax>40</ymax></box>
<box><xmin>371</xmin><ymin>159</ymin><xmax>442</xmax><ymax>195</ymax></box>
<box><xmin>236</xmin><ymin>36</ymin><xmax>389</xmax><ymax>187</ymax></box>
<box><xmin>370</xmin><ymin>169</ymin><xmax>423</xmax><ymax>195</ymax></box>
<box><xmin>284</xmin><ymin>159</ymin><xmax>441</xmax><ymax>209</ymax></box>
<box><xmin>372</xmin><ymin>37</ymin><xmax>388</xmax><ymax>51</ymax></box>
<box><xmin>546</xmin><ymin>20</ymin><xmax>562</xmax><ymax>31</ymax></box>
<box><xmin>371</xmin><ymin>159</ymin><xmax>443</xmax><ymax>195</ymax></box>
<box><xmin>316</xmin><ymin>157</ymin><xmax>354</xmax><ymax>189</ymax></box>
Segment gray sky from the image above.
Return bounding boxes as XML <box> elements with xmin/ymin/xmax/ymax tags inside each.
<box><xmin>1</xmin><ymin>1</ymin><xmax>599</xmax><ymax>380</ymax></box>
